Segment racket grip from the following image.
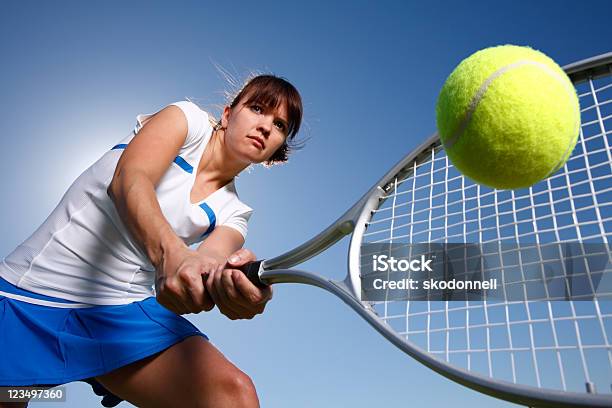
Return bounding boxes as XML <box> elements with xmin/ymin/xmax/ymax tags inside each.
<box><xmin>237</xmin><ymin>260</ymin><xmax>269</xmax><ymax>288</ymax></box>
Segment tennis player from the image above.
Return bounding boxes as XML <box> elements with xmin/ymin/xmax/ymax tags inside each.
<box><xmin>0</xmin><ymin>74</ymin><xmax>303</xmax><ymax>407</ymax></box>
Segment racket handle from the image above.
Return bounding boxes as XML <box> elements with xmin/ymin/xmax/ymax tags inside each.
<box><xmin>237</xmin><ymin>260</ymin><xmax>269</xmax><ymax>288</ymax></box>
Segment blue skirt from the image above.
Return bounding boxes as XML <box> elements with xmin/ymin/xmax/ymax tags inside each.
<box><xmin>0</xmin><ymin>276</ymin><xmax>208</xmax><ymax>406</ymax></box>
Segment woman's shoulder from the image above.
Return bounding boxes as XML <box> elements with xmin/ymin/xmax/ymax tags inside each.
<box><xmin>165</xmin><ymin>100</ymin><xmax>216</xmax><ymax>148</ymax></box>
<box><xmin>170</xmin><ymin>100</ymin><xmax>214</xmax><ymax>126</ymax></box>
<box><xmin>215</xmin><ymin>181</ymin><xmax>254</xmax><ymax>239</ymax></box>
<box><xmin>223</xmin><ymin>180</ymin><xmax>253</xmax><ymax>214</ymax></box>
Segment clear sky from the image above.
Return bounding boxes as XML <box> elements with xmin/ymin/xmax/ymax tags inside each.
<box><xmin>1</xmin><ymin>1</ymin><xmax>611</xmax><ymax>407</ymax></box>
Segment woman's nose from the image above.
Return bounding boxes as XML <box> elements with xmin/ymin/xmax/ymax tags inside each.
<box><xmin>257</xmin><ymin>118</ymin><xmax>272</xmax><ymax>136</ymax></box>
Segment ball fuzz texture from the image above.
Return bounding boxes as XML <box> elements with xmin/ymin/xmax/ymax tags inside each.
<box><xmin>436</xmin><ymin>45</ymin><xmax>581</xmax><ymax>190</ymax></box>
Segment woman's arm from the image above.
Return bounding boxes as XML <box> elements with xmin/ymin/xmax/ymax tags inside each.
<box><xmin>107</xmin><ymin>105</ymin><xmax>188</xmax><ymax>266</ymax></box>
<box><xmin>195</xmin><ymin>225</ymin><xmax>244</xmax><ymax>261</ymax></box>
<box><xmin>107</xmin><ymin>105</ymin><xmax>215</xmax><ymax>314</ymax></box>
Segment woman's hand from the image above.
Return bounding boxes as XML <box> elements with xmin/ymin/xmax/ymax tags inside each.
<box><xmin>155</xmin><ymin>245</ymin><xmax>220</xmax><ymax>315</ymax></box>
<box><xmin>205</xmin><ymin>248</ymin><xmax>273</xmax><ymax>320</ymax></box>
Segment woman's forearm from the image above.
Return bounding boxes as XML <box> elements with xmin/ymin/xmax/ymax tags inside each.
<box><xmin>108</xmin><ymin>169</ymin><xmax>186</xmax><ymax>269</ymax></box>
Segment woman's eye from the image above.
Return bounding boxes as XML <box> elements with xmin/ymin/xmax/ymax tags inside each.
<box><xmin>251</xmin><ymin>105</ymin><xmax>262</xmax><ymax>113</ymax></box>
<box><xmin>274</xmin><ymin>121</ymin><xmax>286</xmax><ymax>131</ymax></box>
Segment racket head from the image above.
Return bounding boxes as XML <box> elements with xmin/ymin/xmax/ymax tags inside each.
<box><xmin>339</xmin><ymin>53</ymin><xmax>612</xmax><ymax>406</ymax></box>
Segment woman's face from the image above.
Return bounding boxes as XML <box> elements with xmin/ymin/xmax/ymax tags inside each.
<box><xmin>221</xmin><ymin>97</ymin><xmax>289</xmax><ymax>164</ymax></box>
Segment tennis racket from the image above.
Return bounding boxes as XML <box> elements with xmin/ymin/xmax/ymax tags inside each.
<box><xmin>240</xmin><ymin>52</ymin><xmax>612</xmax><ymax>407</ymax></box>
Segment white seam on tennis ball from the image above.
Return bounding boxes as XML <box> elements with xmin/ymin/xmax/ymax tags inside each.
<box><xmin>443</xmin><ymin>60</ymin><xmax>579</xmax><ymax>175</ymax></box>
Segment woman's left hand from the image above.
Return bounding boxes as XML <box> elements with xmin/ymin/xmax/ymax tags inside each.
<box><xmin>205</xmin><ymin>248</ymin><xmax>273</xmax><ymax>320</ymax></box>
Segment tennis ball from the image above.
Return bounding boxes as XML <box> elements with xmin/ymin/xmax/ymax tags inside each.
<box><xmin>436</xmin><ymin>45</ymin><xmax>581</xmax><ymax>190</ymax></box>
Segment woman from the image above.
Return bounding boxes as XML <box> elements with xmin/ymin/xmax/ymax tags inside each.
<box><xmin>0</xmin><ymin>74</ymin><xmax>303</xmax><ymax>407</ymax></box>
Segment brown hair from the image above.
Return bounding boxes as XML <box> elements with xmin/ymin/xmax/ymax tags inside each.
<box><xmin>228</xmin><ymin>74</ymin><xmax>303</xmax><ymax>166</ymax></box>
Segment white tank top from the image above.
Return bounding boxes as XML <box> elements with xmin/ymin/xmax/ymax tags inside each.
<box><xmin>0</xmin><ymin>101</ymin><xmax>253</xmax><ymax>306</ymax></box>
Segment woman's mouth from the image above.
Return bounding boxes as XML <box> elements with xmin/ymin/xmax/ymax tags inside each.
<box><xmin>247</xmin><ymin>136</ymin><xmax>265</xmax><ymax>150</ymax></box>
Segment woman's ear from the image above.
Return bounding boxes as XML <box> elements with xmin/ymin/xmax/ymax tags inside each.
<box><xmin>220</xmin><ymin>106</ymin><xmax>231</xmax><ymax>129</ymax></box>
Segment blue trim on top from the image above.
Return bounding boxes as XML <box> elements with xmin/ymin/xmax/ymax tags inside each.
<box><xmin>0</xmin><ymin>276</ymin><xmax>81</xmax><ymax>304</ymax></box>
<box><xmin>198</xmin><ymin>202</ymin><xmax>216</xmax><ymax>237</ymax></box>
<box><xmin>172</xmin><ymin>156</ymin><xmax>194</xmax><ymax>174</ymax></box>
<box><xmin>110</xmin><ymin>144</ymin><xmax>193</xmax><ymax>174</ymax></box>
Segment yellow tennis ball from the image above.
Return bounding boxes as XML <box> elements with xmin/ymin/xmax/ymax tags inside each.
<box><xmin>436</xmin><ymin>45</ymin><xmax>581</xmax><ymax>190</ymax></box>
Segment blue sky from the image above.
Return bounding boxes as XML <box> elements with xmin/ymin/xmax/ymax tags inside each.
<box><xmin>1</xmin><ymin>1</ymin><xmax>611</xmax><ymax>407</ymax></box>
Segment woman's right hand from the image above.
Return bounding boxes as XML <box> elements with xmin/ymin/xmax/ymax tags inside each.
<box><xmin>154</xmin><ymin>245</ymin><xmax>218</xmax><ymax>315</ymax></box>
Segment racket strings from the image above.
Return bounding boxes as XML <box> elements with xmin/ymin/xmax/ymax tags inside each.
<box><xmin>362</xmin><ymin>73</ymin><xmax>612</xmax><ymax>393</ymax></box>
